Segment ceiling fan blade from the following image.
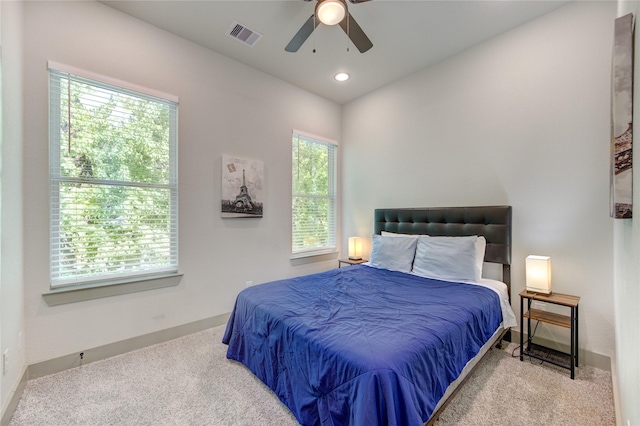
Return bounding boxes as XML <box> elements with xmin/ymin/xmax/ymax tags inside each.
<box><xmin>285</xmin><ymin>15</ymin><xmax>319</xmax><ymax>52</ymax></box>
<box><xmin>338</xmin><ymin>13</ymin><xmax>373</xmax><ymax>53</ymax></box>
<box><xmin>348</xmin><ymin>0</ymin><xmax>372</xmax><ymax>3</ymax></box>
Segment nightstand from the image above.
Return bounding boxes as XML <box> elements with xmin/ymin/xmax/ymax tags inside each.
<box><xmin>519</xmin><ymin>290</ymin><xmax>580</xmax><ymax>379</ymax></box>
<box><xmin>338</xmin><ymin>258</ymin><xmax>367</xmax><ymax>268</ymax></box>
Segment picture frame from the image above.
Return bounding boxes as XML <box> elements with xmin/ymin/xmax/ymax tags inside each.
<box><xmin>221</xmin><ymin>155</ymin><xmax>264</xmax><ymax>218</ymax></box>
<box><xmin>611</xmin><ymin>13</ymin><xmax>634</xmax><ymax>219</ymax></box>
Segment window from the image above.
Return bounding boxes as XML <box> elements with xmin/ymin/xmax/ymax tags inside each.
<box><xmin>292</xmin><ymin>131</ymin><xmax>337</xmax><ymax>258</ymax></box>
<box><xmin>49</xmin><ymin>63</ymin><xmax>178</xmax><ymax>289</ymax></box>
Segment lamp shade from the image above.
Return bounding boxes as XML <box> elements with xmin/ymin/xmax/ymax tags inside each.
<box><xmin>525</xmin><ymin>255</ymin><xmax>552</xmax><ymax>294</ymax></box>
<box><xmin>316</xmin><ymin>0</ymin><xmax>346</xmax><ymax>26</ymax></box>
<box><xmin>348</xmin><ymin>237</ymin><xmax>363</xmax><ymax>260</ymax></box>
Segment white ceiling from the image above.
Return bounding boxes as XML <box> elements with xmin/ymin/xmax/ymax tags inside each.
<box><xmin>101</xmin><ymin>0</ymin><xmax>569</xmax><ymax>104</ymax></box>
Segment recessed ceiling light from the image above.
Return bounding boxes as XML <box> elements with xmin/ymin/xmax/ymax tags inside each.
<box><xmin>334</xmin><ymin>72</ymin><xmax>350</xmax><ymax>82</ymax></box>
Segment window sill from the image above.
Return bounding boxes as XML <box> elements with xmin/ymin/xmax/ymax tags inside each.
<box><xmin>42</xmin><ymin>273</ymin><xmax>183</xmax><ymax>306</ymax></box>
<box><xmin>290</xmin><ymin>251</ymin><xmax>338</xmax><ymax>266</ymax></box>
<box><xmin>291</xmin><ymin>247</ymin><xmax>338</xmax><ymax>259</ymax></box>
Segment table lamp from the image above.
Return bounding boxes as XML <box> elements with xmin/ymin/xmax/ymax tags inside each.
<box><xmin>348</xmin><ymin>237</ymin><xmax>363</xmax><ymax>260</ymax></box>
<box><xmin>525</xmin><ymin>255</ymin><xmax>552</xmax><ymax>294</ymax></box>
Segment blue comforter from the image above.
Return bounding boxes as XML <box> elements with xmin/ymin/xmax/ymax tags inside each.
<box><xmin>222</xmin><ymin>265</ymin><xmax>503</xmax><ymax>426</ymax></box>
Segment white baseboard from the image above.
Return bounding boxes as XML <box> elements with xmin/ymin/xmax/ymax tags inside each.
<box><xmin>610</xmin><ymin>357</ymin><xmax>623</xmax><ymax>426</ymax></box>
<box><xmin>1</xmin><ymin>367</ymin><xmax>28</xmax><ymax>426</ymax></box>
<box><xmin>29</xmin><ymin>313</ymin><xmax>230</xmax><ymax>380</ymax></box>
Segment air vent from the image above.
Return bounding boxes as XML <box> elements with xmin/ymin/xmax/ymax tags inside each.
<box><xmin>227</xmin><ymin>22</ymin><xmax>263</xmax><ymax>47</ymax></box>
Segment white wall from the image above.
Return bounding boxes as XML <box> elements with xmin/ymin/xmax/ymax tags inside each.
<box><xmin>22</xmin><ymin>1</ymin><xmax>341</xmax><ymax>364</ymax></box>
<box><xmin>1</xmin><ymin>0</ymin><xmax>26</xmax><ymax>416</ymax></box>
<box><xmin>613</xmin><ymin>2</ymin><xmax>640</xmax><ymax>425</ymax></box>
<box><xmin>343</xmin><ymin>1</ymin><xmax>616</xmax><ymax>361</ymax></box>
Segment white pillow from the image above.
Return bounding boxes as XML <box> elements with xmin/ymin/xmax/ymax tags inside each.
<box><xmin>382</xmin><ymin>232</ymin><xmax>486</xmax><ymax>279</ymax></box>
<box><xmin>412</xmin><ymin>236</ymin><xmax>478</xmax><ymax>282</ymax></box>
<box><xmin>476</xmin><ymin>236</ymin><xmax>487</xmax><ymax>278</ymax></box>
<box><xmin>369</xmin><ymin>234</ymin><xmax>418</xmax><ymax>273</ymax></box>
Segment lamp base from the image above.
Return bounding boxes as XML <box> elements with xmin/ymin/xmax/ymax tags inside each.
<box><xmin>526</xmin><ymin>285</ymin><xmax>552</xmax><ymax>295</ymax></box>
<box><xmin>348</xmin><ymin>256</ymin><xmax>362</xmax><ymax>261</ymax></box>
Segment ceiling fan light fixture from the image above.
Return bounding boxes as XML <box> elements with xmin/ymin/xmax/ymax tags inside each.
<box><xmin>316</xmin><ymin>0</ymin><xmax>346</xmax><ymax>26</ymax></box>
<box><xmin>334</xmin><ymin>72</ymin><xmax>350</xmax><ymax>82</ymax></box>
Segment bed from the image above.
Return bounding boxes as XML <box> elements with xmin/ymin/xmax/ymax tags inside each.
<box><xmin>223</xmin><ymin>206</ymin><xmax>515</xmax><ymax>425</ymax></box>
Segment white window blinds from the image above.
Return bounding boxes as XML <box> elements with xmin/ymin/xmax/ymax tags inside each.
<box><xmin>292</xmin><ymin>131</ymin><xmax>337</xmax><ymax>257</ymax></box>
<box><xmin>49</xmin><ymin>64</ymin><xmax>179</xmax><ymax>288</ymax></box>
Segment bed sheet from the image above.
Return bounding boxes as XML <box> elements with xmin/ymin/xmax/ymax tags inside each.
<box><xmin>223</xmin><ymin>265</ymin><xmax>504</xmax><ymax>426</ymax></box>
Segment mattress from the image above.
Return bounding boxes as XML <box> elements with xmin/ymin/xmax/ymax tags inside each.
<box><xmin>223</xmin><ymin>265</ymin><xmax>507</xmax><ymax>426</ymax></box>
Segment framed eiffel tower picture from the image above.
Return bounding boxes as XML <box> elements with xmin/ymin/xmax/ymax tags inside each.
<box><xmin>611</xmin><ymin>13</ymin><xmax>633</xmax><ymax>219</ymax></box>
<box><xmin>221</xmin><ymin>155</ymin><xmax>264</xmax><ymax>218</ymax></box>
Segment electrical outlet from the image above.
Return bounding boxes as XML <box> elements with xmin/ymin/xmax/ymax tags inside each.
<box><xmin>2</xmin><ymin>349</ymin><xmax>8</xmax><ymax>375</ymax></box>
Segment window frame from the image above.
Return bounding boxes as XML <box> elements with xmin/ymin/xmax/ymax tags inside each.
<box><xmin>48</xmin><ymin>62</ymin><xmax>179</xmax><ymax>291</ymax></box>
<box><xmin>291</xmin><ymin>130</ymin><xmax>338</xmax><ymax>259</ymax></box>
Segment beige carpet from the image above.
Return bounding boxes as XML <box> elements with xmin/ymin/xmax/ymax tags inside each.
<box><xmin>10</xmin><ymin>326</ymin><xmax>614</xmax><ymax>425</ymax></box>
<box><xmin>436</xmin><ymin>343</ymin><xmax>614</xmax><ymax>425</ymax></box>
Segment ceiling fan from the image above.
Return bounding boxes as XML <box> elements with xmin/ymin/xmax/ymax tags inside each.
<box><xmin>285</xmin><ymin>0</ymin><xmax>373</xmax><ymax>53</ymax></box>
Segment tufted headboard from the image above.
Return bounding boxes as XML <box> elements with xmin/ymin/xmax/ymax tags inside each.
<box><xmin>374</xmin><ymin>206</ymin><xmax>512</xmax><ymax>288</ymax></box>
